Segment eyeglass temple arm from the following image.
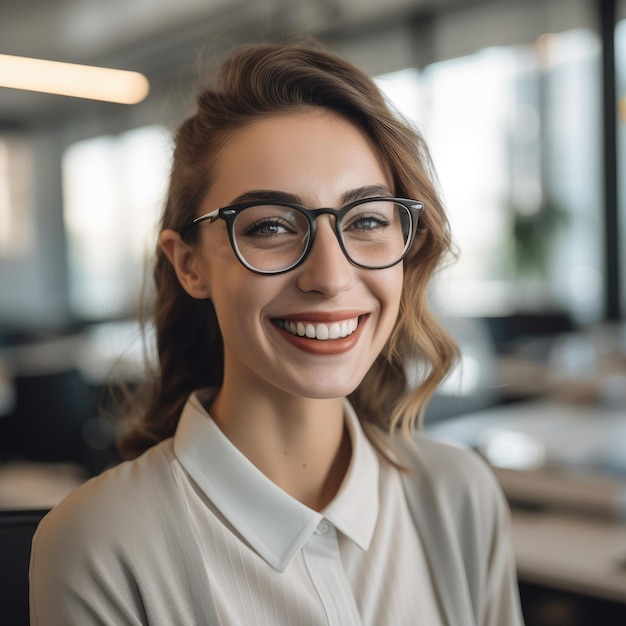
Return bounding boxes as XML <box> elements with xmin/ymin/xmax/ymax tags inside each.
<box><xmin>180</xmin><ymin>208</ymin><xmax>221</xmax><ymax>237</ymax></box>
<box><xmin>191</xmin><ymin>208</ymin><xmax>221</xmax><ymax>226</ymax></box>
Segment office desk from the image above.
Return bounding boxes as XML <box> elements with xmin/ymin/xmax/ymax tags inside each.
<box><xmin>426</xmin><ymin>400</ymin><xmax>626</xmax><ymax>604</ymax></box>
<box><xmin>512</xmin><ymin>508</ymin><xmax>626</xmax><ymax>603</ymax></box>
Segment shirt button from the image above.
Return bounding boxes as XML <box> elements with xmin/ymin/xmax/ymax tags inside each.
<box><xmin>315</xmin><ymin>520</ymin><xmax>331</xmax><ymax>535</ymax></box>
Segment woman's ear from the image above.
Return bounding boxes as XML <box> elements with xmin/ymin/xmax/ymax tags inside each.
<box><xmin>160</xmin><ymin>229</ymin><xmax>210</xmax><ymax>299</ymax></box>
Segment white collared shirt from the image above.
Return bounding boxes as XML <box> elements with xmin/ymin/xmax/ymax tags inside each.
<box><xmin>172</xmin><ymin>392</ymin><xmax>443</xmax><ymax>626</ymax></box>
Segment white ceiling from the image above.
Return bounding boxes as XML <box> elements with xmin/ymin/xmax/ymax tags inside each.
<box><xmin>0</xmin><ymin>0</ymin><xmax>469</xmax><ymax>126</ymax></box>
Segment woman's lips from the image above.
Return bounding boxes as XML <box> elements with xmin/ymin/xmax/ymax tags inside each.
<box><xmin>272</xmin><ymin>314</ymin><xmax>367</xmax><ymax>355</ymax></box>
<box><xmin>274</xmin><ymin>317</ymin><xmax>359</xmax><ymax>340</ymax></box>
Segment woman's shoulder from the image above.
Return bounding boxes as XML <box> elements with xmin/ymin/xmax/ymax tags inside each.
<box><xmin>390</xmin><ymin>430</ymin><xmax>507</xmax><ymax>520</ymax></box>
<box><xmin>34</xmin><ymin>439</ymin><xmax>178</xmax><ymax>550</ymax></box>
<box><xmin>413</xmin><ymin>430</ymin><xmax>496</xmax><ymax>484</ymax></box>
<box><xmin>380</xmin><ymin>433</ymin><xmax>523</xmax><ymax>625</ymax></box>
<box><xmin>29</xmin><ymin>439</ymin><xmax>218</xmax><ymax>625</ymax></box>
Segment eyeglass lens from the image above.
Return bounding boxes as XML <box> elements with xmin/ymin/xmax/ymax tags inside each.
<box><xmin>231</xmin><ymin>200</ymin><xmax>412</xmax><ymax>272</ymax></box>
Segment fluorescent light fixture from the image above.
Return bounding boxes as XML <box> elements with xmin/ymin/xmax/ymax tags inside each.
<box><xmin>0</xmin><ymin>54</ymin><xmax>149</xmax><ymax>104</ymax></box>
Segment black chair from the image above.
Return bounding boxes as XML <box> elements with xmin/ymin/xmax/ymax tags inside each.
<box><xmin>11</xmin><ymin>368</ymin><xmax>95</xmax><ymax>464</ymax></box>
<box><xmin>0</xmin><ymin>508</ymin><xmax>49</xmax><ymax>626</ymax></box>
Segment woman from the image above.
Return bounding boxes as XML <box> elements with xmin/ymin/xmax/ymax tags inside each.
<box><xmin>30</xmin><ymin>42</ymin><xmax>524</xmax><ymax>625</ymax></box>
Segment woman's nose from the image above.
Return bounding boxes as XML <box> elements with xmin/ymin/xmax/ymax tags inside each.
<box><xmin>295</xmin><ymin>217</ymin><xmax>355</xmax><ymax>296</ymax></box>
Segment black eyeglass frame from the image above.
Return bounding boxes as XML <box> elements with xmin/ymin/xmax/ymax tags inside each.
<box><xmin>180</xmin><ymin>196</ymin><xmax>425</xmax><ymax>275</ymax></box>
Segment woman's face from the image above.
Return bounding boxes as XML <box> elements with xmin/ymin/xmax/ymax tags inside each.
<box><xmin>191</xmin><ymin>110</ymin><xmax>403</xmax><ymax>401</ymax></box>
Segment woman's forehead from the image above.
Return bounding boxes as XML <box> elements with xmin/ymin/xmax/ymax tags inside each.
<box><xmin>205</xmin><ymin>110</ymin><xmax>393</xmax><ymax>209</ymax></box>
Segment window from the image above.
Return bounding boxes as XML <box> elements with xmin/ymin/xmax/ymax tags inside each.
<box><xmin>377</xmin><ymin>27</ymin><xmax>603</xmax><ymax>324</ymax></box>
<box><xmin>0</xmin><ymin>136</ymin><xmax>35</xmax><ymax>259</ymax></box>
<box><xmin>62</xmin><ymin>125</ymin><xmax>172</xmax><ymax>319</ymax></box>
<box><xmin>421</xmin><ymin>47</ymin><xmax>519</xmax><ymax>316</ymax></box>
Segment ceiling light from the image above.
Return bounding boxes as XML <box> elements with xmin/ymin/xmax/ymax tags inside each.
<box><xmin>0</xmin><ymin>54</ymin><xmax>149</xmax><ymax>104</ymax></box>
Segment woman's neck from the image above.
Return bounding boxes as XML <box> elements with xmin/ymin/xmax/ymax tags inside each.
<box><xmin>209</xmin><ymin>388</ymin><xmax>351</xmax><ymax>511</ymax></box>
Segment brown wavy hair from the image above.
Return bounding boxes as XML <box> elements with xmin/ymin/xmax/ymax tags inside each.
<box><xmin>118</xmin><ymin>41</ymin><xmax>458</xmax><ymax>460</ymax></box>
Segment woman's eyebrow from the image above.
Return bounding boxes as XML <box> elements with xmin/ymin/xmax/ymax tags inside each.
<box><xmin>227</xmin><ymin>184</ymin><xmax>394</xmax><ymax>208</ymax></box>
<box><xmin>340</xmin><ymin>184</ymin><xmax>394</xmax><ymax>204</ymax></box>
<box><xmin>228</xmin><ymin>190</ymin><xmax>301</xmax><ymax>205</ymax></box>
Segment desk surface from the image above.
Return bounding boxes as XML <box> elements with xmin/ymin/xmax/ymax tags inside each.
<box><xmin>512</xmin><ymin>509</ymin><xmax>626</xmax><ymax>603</ymax></box>
<box><xmin>427</xmin><ymin>400</ymin><xmax>626</xmax><ymax>475</ymax></box>
<box><xmin>426</xmin><ymin>399</ymin><xmax>626</xmax><ymax>603</ymax></box>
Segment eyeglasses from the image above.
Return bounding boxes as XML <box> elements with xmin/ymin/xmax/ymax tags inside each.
<box><xmin>181</xmin><ymin>196</ymin><xmax>424</xmax><ymax>275</ymax></box>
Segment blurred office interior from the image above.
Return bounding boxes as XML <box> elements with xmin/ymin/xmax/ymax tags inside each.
<box><xmin>0</xmin><ymin>0</ymin><xmax>625</xmax><ymax>624</ymax></box>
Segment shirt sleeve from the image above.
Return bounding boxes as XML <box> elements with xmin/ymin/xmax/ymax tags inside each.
<box><xmin>29</xmin><ymin>493</ymin><xmax>147</xmax><ymax>625</ymax></box>
<box><xmin>29</xmin><ymin>444</ymin><xmax>219</xmax><ymax>626</ymax></box>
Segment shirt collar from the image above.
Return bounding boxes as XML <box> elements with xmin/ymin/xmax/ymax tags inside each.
<box><xmin>323</xmin><ymin>400</ymin><xmax>379</xmax><ymax>551</ymax></box>
<box><xmin>173</xmin><ymin>390</ymin><xmax>379</xmax><ymax>572</ymax></box>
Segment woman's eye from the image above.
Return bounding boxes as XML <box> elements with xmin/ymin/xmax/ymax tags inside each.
<box><xmin>244</xmin><ymin>219</ymin><xmax>294</xmax><ymax>236</ymax></box>
<box><xmin>345</xmin><ymin>214</ymin><xmax>389</xmax><ymax>231</ymax></box>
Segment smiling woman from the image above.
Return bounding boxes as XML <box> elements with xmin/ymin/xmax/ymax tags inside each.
<box><xmin>29</xmin><ymin>41</ymin><xmax>525</xmax><ymax>626</ymax></box>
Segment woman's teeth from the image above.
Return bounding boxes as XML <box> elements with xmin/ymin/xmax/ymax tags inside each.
<box><xmin>277</xmin><ymin>318</ymin><xmax>359</xmax><ymax>340</ymax></box>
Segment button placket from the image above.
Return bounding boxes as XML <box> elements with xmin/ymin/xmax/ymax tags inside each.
<box><xmin>303</xmin><ymin>519</ymin><xmax>362</xmax><ymax>626</ymax></box>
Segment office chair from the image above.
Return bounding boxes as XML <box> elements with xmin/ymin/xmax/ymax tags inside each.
<box><xmin>11</xmin><ymin>368</ymin><xmax>94</xmax><ymax>464</ymax></box>
<box><xmin>0</xmin><ymin>508</ymin><xmax>49</xmax><ymax>626</ymax></box>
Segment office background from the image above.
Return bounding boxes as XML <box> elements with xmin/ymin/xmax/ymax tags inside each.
<box><xmin>0</xmin><ymin>1</ymin><xmax>625</xmax><ymax>625</ymax></box>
